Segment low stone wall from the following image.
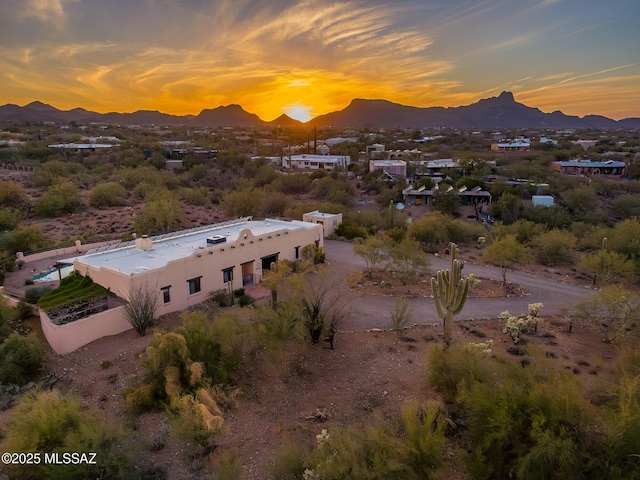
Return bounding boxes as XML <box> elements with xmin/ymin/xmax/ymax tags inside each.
<box><xmin>39</xmin><ymin>305</ymin><xmax>133</xmax><ymax>355</ymax></box>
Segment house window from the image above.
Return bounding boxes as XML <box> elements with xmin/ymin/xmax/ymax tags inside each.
<box><xmin>161</xmin><ymin>286</ymin><xmax>171</xmax><ymax>304</ymax></box>
<box><xmin>222</xmin><ymin>267</ymin><xmax>234</xmax><ymax>283</ymax></box>
<box><xmin>187</xmin><ymin>277</ymin><xmax>202</xmax><ymax>295</ymax></box>
<box><xmin>295</xmin><ymin>246</ymin><xmax>300</xmax><ymax>259</ymax></box>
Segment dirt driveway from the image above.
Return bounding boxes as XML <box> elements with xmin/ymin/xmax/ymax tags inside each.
<box><xmin>324</xmin><ymin>240</ymin><xmax>594</xmax><ymax>330</ymax></box>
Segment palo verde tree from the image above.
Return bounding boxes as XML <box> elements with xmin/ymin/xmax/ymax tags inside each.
<box><xmin>431</xmin><ymin>243</ymin><xmax>469</xmax><ymax>347</ymax></box>
<box><xmin>481</xmin><ymin>234</ymin><xmax>530</xmax><ymax>286</ymax></box>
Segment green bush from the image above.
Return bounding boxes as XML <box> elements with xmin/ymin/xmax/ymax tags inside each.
<box><xmin>88</xmin><ymin>181</ymin><xmax>128</xmax><ymax>207</ymax></box>
<box><xmin>457</xmin><ymin>348</ymin><xmax>594</xmax><ymax>480</ymax></box>
<box><xmin>335</xmin><ymin>220</ymin><xmax>367</xmax><ymax>240</ymax></box>
<box><xmin>0</xmin><ymin>333</ymin><xmax>44</xmax><ymax>384</ymax></box>
<box><xmin>35</xmin><ymin>182</ymin><xmax>82</xmax><ymax>217</ymax></box>
<box><xmin>3</xmin><ymin>389</ymin><xmax>129</xmax><ymax>479</ymax></box>
<box><xmin>238</xmin><ymin>294</ymin><xmax>253</xmax><ymax>307</ymax></box>
<box><xmin>25</xmin><ymin>285</ymin><xmax>53</xmax><ymax>304</ymax></box>
<box><xmin>427</xmin><ymin>344</ymin><xmax>493</xmax><ymax>401</ymax></box>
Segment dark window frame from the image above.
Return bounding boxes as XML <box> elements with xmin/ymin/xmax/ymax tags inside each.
<box><xmin>161</xmin><ymin>285</ymin><xmax>171</xmax><ymax>304</ymax></box>
<box><xmin>187</xmin><ymin>276</ymin><xmax>202</xmax><ymax>295</ymax></box>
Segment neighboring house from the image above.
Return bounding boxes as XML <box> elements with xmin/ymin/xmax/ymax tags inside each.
<box><xmin>403</xmin><ymin>184</ymin><xmax>492</xmax><ymax>208</ymax></box>
<box><xmin>366</xmin><ymin>143</ymin><xmax>385</xmax><ymax>156</ymax></box>
<box><xmin>532</xmin><ymin>195</ymin><xmax>555</xmax><ymax>207</ymax></box>
<box><xmin>303</xmin><ymin>211</ymin><xmax>343</xmax><ymax>237</ymax></box>
<box><xmin>369</xmin><ymin>159</ymin><xmax>407</xmax><ymax>178</ymax></box>
<box><xmin>283</xmin><ymin>154</ymin><xmax>350</xmax><ymax>170</ymax></box>
<box><xmin>550</xmin><ymin>159</ymin><xmax>626</xmax><ymax>176</ymax></box>
<box><xmin>571</xmin><ymin>140</ymin><xmax>597</xmax><ymax>149</ymax></box>
<box><xmin>491</xmin><ymin>141</ymin><xmax>530</xmax><ymax>152</ymax></box>
<box><xmin>72</xmin><ymin>217</ymin><xmax>323</xmax><ymax>318</ymax></box>
<box><xmin>48</xmin><ymin>143</ymin><xmax>119</xmax><ymax>153</ymax></box>
<box><xmin>413</xmin><ymin>158</ymin><xmax>459</xmax><ymax>178</ymax></box>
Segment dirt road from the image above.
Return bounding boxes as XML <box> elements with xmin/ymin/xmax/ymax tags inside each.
<box><xmin>324</xmin><ymin>240</ymin><xmax>593</xmax><ymax>330</ymax></box>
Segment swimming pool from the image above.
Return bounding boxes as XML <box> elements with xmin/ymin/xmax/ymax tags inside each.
<box><xmin>32</xmin><ymin>264</ymin><xmax>74</xmax><ymax>283</ymax></box>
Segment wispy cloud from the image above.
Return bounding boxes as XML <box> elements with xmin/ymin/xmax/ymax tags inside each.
<box><xmin>20</xmin><ymin>0</ymin><xmax>78</xmax><ymax>22</ymax></box>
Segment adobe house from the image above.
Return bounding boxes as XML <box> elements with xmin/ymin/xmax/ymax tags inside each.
<box><xmin>72</xmin><ymin>217</ymin><xmax>323</xmax><ymax>318</ymax></box>
<box><xmin>550</xmin><ymin>159</ymin><xmax>626</xmax><ymax>176</ymax></box>
<box><xmin>303</xmin><ymin>211</ymin><xmax>343</xmax><ymax>237</ymax></box>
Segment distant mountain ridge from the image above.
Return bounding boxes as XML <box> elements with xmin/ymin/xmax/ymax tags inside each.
<box><xmin>1</xmin><ymin>92</ymin><xmax>638</xmax><ymax>129</ymax></box>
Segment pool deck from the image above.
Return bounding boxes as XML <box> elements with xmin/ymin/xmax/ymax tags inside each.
<box><xmin>3</xmin><ymin>254</ymin><xmax>71</xmax><ymax>300</ymax></box>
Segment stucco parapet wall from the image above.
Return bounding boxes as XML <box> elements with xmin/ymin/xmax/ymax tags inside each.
<box><xmin>17</xmin><ymin>239</ymin><xmax>126</xmax><ymax>264</ymax></box>
<box><xmin>74</xmin><ymin>218</ymin><xmax>323</xmax><ymax>277</ymax></box>
<box><xmin>39</xmin><ymin>305</ymin><xmax>132</xmax><ymax>355</ymax></box>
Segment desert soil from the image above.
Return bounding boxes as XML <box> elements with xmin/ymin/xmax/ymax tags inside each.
<box><xmin>0</xmin><ymin>270</ymin><xmax>619</xmax><ymax>480</ymax></box>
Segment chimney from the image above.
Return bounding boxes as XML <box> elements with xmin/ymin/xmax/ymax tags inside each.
<box><xmin>135</xmin><ymin>235</ymin><xmax>153</xmax><ymax>251</ymax></box>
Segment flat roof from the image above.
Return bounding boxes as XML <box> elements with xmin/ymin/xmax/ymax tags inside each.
<box><xmin>553</xmin><ymin>160</ymin><xmax>625</xmax><ymax>167</ymax></box>
<box><xmin>304</xmin><ymin>211</ymin><xmax>340</xmax><ymax>218</ymax></box>
<box><xmin>75</xmin><ymin>218</ymin><xmax>319</xmax><ymax>275</ymax></box>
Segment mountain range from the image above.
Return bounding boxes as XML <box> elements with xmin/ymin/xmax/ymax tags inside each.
<box><xmin>1</xmin><ymin>92</ymin><xmax>638</xmax><ymax>129</ymax></box>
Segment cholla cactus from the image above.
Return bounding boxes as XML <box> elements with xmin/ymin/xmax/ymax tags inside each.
<box><xmin>431</xmin><ymin>243</ymin><xmax>470</xmax><ymax>347</ymax></box>
<box><xmin>500</xmin><ymin>303</ymin><xmax>544</xmax><ymax>343</ymax></box>
<box><xmin>316</xmin><ymin>428</ymin><xmax>330</xmax><ymax>446</ymax></box>
<box><xmin>465</xmin><ymin>339</ymin><xmax>494</xmax><ymax>357</ymax></box>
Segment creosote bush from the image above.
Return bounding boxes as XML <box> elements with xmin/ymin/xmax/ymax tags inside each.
<box><xmin>3</xmin><ymin>389</ymin><xmax>129</xmax><ymax>479</ymax></box>
<box><xmin>269</xmin><ymin>401</ymin><xmax>448</xmax><ymax>480</ymax></box>
<box><xmin>0</xmin><ymin>333</ymin><xmax>44</xmax><ymax>384</ymax></box>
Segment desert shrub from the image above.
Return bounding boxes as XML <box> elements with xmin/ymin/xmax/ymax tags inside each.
<box><xmin>0</xmin><ymin>207</ymin><xmax>24</xmax><ymax>230</ymax></box>
<box><xmin>303</xmin><ymin>402</ymin><xmax>447</xmax><ymax>480</ymax></box>
<box><xmin>335</xmin><ymin>220</ymin><xmax>367</xmax><ymax>240</ymax></box>
<box><xmin>613</xmin><ymin>194</ymin><xmax>640</xmax><ymax>219</ymax></box>
<box><xmin>169</xmin><ymin>393</ymin><xmax>224</xmax><ymax>446</ymax></box>
<box><xmin>259</xmin><ymin>190</ymin><xmax>291</xmax><ymax>217</ymax></box>
<box><xmin>302</xmin><ymin>244</ymin><xmax>325</xmax><ymax>264</ymax></box>
<box><xmin>530</xmin><ymin>229</ymin><xmax>577</xmax><ymax>266</ymax></box>
<box><xmin>427</xmin><ymin>344</ymin><xmax>493</xmax><ymax>401</ymax></box>
<box><xmin>390</xmin><ymin>298</ymin><xmax>413</xmax><ymax>331</ymax></box>
<box><xmin>238</xmin><ymin>294</ymin><xmax>253</xmax><ymax>307</ymax></box>
<box><xmin>25</xmin><ymin>285</ymin><xmax>53</xmax><ymax>304</ymax></box>
<box><xmin>222</xmin><ymin>187</ymin><xmax>264</xmax><ymax>217</ymax></box>
<box><xmin>135</xmin><ymin>191</ymin><xmax>186</xmax><ymax>234</ymax></box>
<box><xmin>123</xmin><ymin>282</ymin><xmax>159</xmax><ymax>336</ymax></box>
<box><xmin>88</xmin><ymin>181</ymin><xmax>128</xmax><ymax>207</ymax></box>
<box><xmin>35</xmin><ymin>182</ymin><xmax>82</xmax><ymax>217</ymax></box>
<box><xmin>3</xmin><ymin>389</ymin><xmax>128</xmax><ymax>479</ymax></box>
<box><xmin>0</xmin><ymin>333</ymin><xmax>43</xmax><ymax>384</ymax></box>
<box><xmin>400</xmin><ymin>400</ymin><xmax>448</xmax><ymax>477</ymax></box>
<box><xmin>175</xmin><ymin>311</ymin><xmax>226</xmax><ymax>384</ymax></box>
<box><xmin>212</xmin><ymin>289</ymin><xmax>231</xmax><ymax>307</ymax></box>
<box><xmin>175</xmin><ymin>186</ymin><xmax>209</xmax><ymax>205</ymax></box>
<box><xmin>267</xmin><ymin>441</ymin><xmax>309</xmax><ymax>480</ymax></box>
<box><xmin>0</xmin><ymin>224</ymin><xmax>48</xmax><ymax>254</ymax></box>
<box><xmin>492</xmin><ymin>219</ymin><xmax>547</xmax><ymax>244</ymax></box>
<box><xmin>273</xmin><ymin>173</ymin><xmax>312</xmax><ymax>194</ymax></box>
<box><xmin>521</xmin><ymin>205</ymin><xmax>572</xmax><ymax>230</ymax></box>
<box><xmin>458</xmin><ymin>348</ymin><xmax>593</xmax><ymax>480</ymax></box>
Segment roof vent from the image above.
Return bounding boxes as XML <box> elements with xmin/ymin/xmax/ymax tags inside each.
<box><xmin>206</xmin><ymin>235</ymin><xmax>226</xmax><ymax>245</ymax></box>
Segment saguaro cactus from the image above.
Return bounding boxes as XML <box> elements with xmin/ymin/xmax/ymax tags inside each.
<box><xmin>432</xmin><ymin>242</ymin><xmax>470</xmax><ymax>347</ymax></box>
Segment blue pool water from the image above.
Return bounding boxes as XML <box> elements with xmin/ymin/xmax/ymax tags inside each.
<box><xmin>32</xmin><ymin>264</ymin><xmax>74</xmax><ymax>283</ymax></box>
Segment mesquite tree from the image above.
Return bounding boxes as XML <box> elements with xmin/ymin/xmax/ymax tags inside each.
<box><xmin>431</xmin><ymin>243</ymin><xmax>469</xmax><ymax>348</ymax></box>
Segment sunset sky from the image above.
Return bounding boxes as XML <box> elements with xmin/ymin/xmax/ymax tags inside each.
<box><xmin>1</xmin><ymin>0</ymin><xmax>638</xmax><ymax>122</ymax></box>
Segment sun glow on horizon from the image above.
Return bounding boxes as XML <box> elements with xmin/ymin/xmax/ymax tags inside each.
<box><xmin>284</xmin><ymin>103</ymin><xmax>313</xmax><ymax>123</ymax></box>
